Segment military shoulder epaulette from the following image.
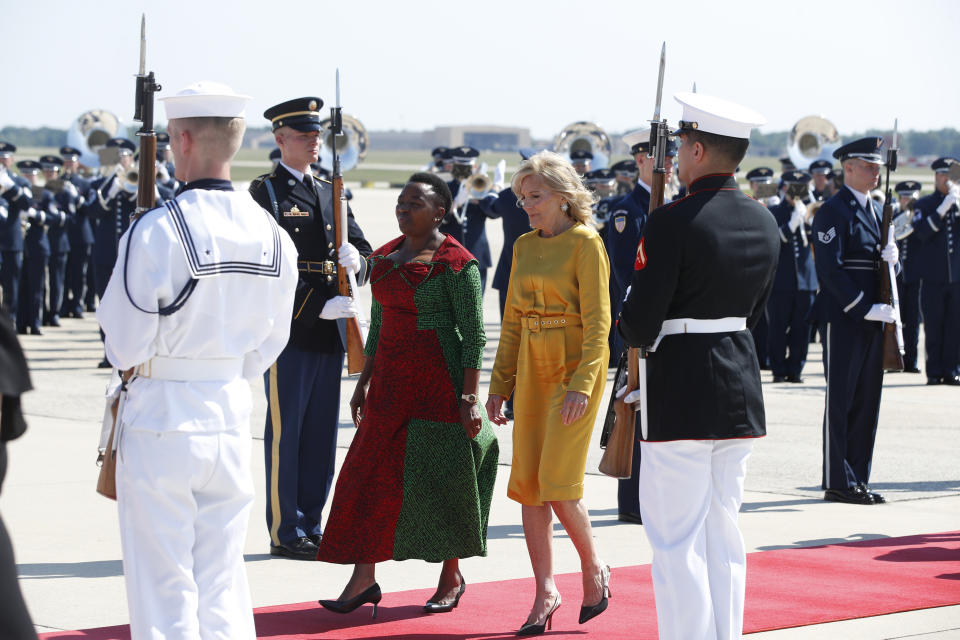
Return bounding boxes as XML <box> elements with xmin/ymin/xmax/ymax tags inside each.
<box><xmin>250</xmin><ymin>173</ymin><xmax>276</xmax><ymax>187</ymax></box>
<box><xmin>310</xmin><ymin>175</ymin><xmax>332</xmax><ymax>185</ymax></box>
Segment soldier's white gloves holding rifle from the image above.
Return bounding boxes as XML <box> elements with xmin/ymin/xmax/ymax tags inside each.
<box><xmin>864</xmin><ymin>304</ymin><xmax>897</xmax><ymax>324</ymax></box>
<box><xmin>338</xmin><ymin>243</ymin><xmax>362</xmax><ymax>275</ymax></box>
<box><xmin>319</xmin><ymin>296</ymin><xmax>360</xmax><ymax>320</ymax></box>
<box><xmin>880</xmin><ymin>240</ymin><xmax>898</xmax><ymax>266</ymax></box>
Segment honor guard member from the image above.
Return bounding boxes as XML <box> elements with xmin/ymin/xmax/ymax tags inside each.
<box><xmin>15</xmin><ymin>160</ymin><xmax>56</xmax><ymax>335</ymax></box>
<box><xmin>250</xmin><ymin>96</ymin><xmax>372</xmax><ymax>560</ymax></box>
<box><xmin>439</xmin><ymin>148</ymin><xmax>474</xmax><ymax>245</ymax></box>
<box><xmin>893</xmin><ymin>180</ymin><xmax>923</xmax><ymax>373</ymax></box>
<box><xmin>746</xmin><ymin>166</ymin><xmax>779</xmax><ymax>205</ymax></box>
<box><xmin>59</xmin><ymin>146</ymin><xmax>94</xmax><ymax>318</ymax></box>
<box><xmin>98</xmin><ymin>81</ymin><xmax>298</xmax><ymax>639</ymax></box>
<box><xmin>38</xmin><ymin>156</ymin><xmax>72</xmax><ymax>327</ymax></box>
<box><xmin>0</xmin><ymin>142</ymin><xmax>33</xmax><ymax>322</ymax></box>
<box><xmin>618</xmin><ymin>92</ymin><xmax>778</xmax><ymax>640</ymax></box>
<box><xmin>452</xmin><ymin>146</ymin><xmax>497</xmax><ymax>293</ymax></box>
<box><xmin>911</xmin><ymin>156</ymin><xmax>960</xmax><ymax>385</ymax></box>
<box><xmin>744</xmin><ymin>165</ymin><xmax>777</xmax><ymax>369</ymax></box>
<box><xmin>428</xmin><ymin>146</ymin><xmax>449</xmax><ymax>173</ymax></box>
<box><xmin>809</xmin><ymin>159</ymin><xmax>834</xmax><ymax>201</ymax></box>
<box><xmin>610</xmin><ymin>158</ymin><xmax>638</xmax><ymax>196</ymax></box>
<box><xmin>813</xmin><ymin>137</ymin><xmax>900</xmax><ymax>505</ymax></box>
<box><xmin>767</xmin><ymin>170</ymin><xmax>818</xmax><ymax>383</ymax></box>
<box><xmin>569</xmin><ymin>149</ymin><xmax>593</xmax><ymax>176</ymax></box>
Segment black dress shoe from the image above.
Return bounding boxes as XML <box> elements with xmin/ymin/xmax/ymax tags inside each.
<box><xmin>17</xmin><ymin>327</ymin><xmax>27</xmax><ymax>335</ymax></box>
<box><xmin>28</xmin><ymin>326</ymin><xmax>42</xmax><ymax>335</ymax></box>
<box><xmin>785</xmin><ymin>375</ymin><xmax>804</xmax><ymax>383</ymax></box>
<box><xmin>86</xmin><ymin>304</ymin><xmax>97</xmax><ymax>312</ymax></box>
<box><xmin>69</xmin><ymin>310</ymin><xmax>84</xmax><ymax>319</ymax></box>
<box><xmin>943</xmin><ymin>376</ymin><xmax>960</xmax><ymax>386</ymax></box>
<box><xmin>97</xmin><ymin>358</ymin><xmax>113</xmax><ymax>369</ymax></box>
<box><xmin>307</xmin><ymin>533</ymin><xmax>323</xmax><ymax>546</ymax></box>
<box><xmin>270</xmin><ymin>536</ymin><xmax>318</xmax><ymax>560</ymax></box>
<box><xmin>48</xmin><ymin>315</ymin><xmax>61</xmax><ymax>327</ymax></box>
<box><xmin>927</xmin><ymin>377</ymin><xmax>943</xmax><ymax>385</ymax></box>
<box><xmin>857</xmin><ymin>483</ymin><xmax>886</xmax><ymax>503</ymax></box>
<box><xmin>905</xmin><ymin>367</ymin><xmax>921</xmax><ymax>374</ymax></box>
<box><xmin>319</xmin><ymin>582</ymin><xmax>382</xmax><ymax>619</ymax></box>
<box><xmin>772</xmin><ymin>375</ymin><xmax>786</xmax><ymax>383</ymax></box>
<box><xmin>617</xmin><ymin>512</ymin><xmax>643</xmax><ymax>525</ymax></box>
<box><xmin>824</xmin><ymin>487</ymin><xmax>874</xmax><ymax>505</ymax></box>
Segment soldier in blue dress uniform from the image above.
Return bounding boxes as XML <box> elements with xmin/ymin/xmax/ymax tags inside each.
<box><xmin>249</xmin><ymin>96</ymin><xmax>372</xmax><ymax>560</ymax></box>
<box><xmin>809</xmin><ymin>159</ymin><xmax>835</xmax><ymax>201</ymax></box>
<box><xmin>446</xmin><ymin>146</ymin><xmax>497</xmax><ymax>292</ymax></box>
<box><xmin>38</xmin><ymin>156</ymin><xmax>72</xmax><ymax>327</ymax></box>
<box><xmin>911</xmin><ymin>157</ymin><xmax>960</xmax><ymax>385</ymax></box>
<box><xmin>766</xmin><ymin>170</ymin><xmax>818</xmax><ymax>382</ymax></box>
<box><xmin>812</xmin><ymin>137</ymin><xmax>900</xmax><ymax>505</ymax></box>
<box><xmin>744</xmin><ymin>166</ymin><xmax>778</xmax><ymax>368</ymax></box>
<box><xmin>892</xmin><ymin>180</ymin><xmax>923</xmax><ymax>373</ymax></box>
<box><xmin>59</xmin><ymin>146</ymin><xmax>94</xmax><ymax>318</ymax></box>
<box><xmin>14</xmin><ymin>160</ymin><xmax>55</xmax><ymax>335</ymax></box>
<box><xmin>438</xmin><ymin>147</ymin><xmax>477</xmax><ymax>245</ymax></box>
<box><xmin>0</xmin><ymin>142</ymin><xmax>33</xmax><ymax>324</ymax></box>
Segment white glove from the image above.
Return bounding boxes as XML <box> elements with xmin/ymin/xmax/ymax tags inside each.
<box><xmin>337</xmin><ymin>243</ymin><xmax>362</xmax><ymax>275</ymax></box>
<box><xmin>622</xmin><ymin>285</ymin><xmax>632</xmax><ymax>303</ymax></box>
<box><xmin>453</xmin><ymin>182</ymin><xmax>470</xmax><ymax>209</ymax></box>
<box><xmin>864</xmin><ymin>303</ymin><xmax>896</xmax><ymax>324</ymax></box>
<box><xmin>881</xmin><ymin>241</ymin><xmax>898</xmax><ymax>265</ymax></box>
<box><xmin>104</xmin><ymin>175</ymin><xmax>122</xmax><ymax>199</ymax></box>
<box><xmin>0</xmin><ymin>168</ymin><xmax>14</xmax><ymax>192</ymax></box>
<box><xmin>937</xmin><ymin>190</ymin><xmax>958</xmax><ymax>217</ymax></box>
<box><xmin>0</xmin><ymin>205</ymin><xmax>7</xmax><ymax>221</ymax></box>
<box><xmin>623</xmin><ymin>389</ymin><xmax>643</xmax><ymax>404</ymax></box>
<box><xmin>788</xmin><ymin>200</ymin><xmax>804</xmax><ymax>232</ymax></box>
<box><xmin>493</xmin><ymin>159</ymin><xmax>506</xmax><ymax>191</ymax></box>
<box><xmin>319</xmin><ymin>295</ymin><xmax>359</xmax><ymax>320</ymax></box>
<box><xmin>157</xmin><ymin>163</ymin><xmax>170</xmax><ymax>183</ymax></box>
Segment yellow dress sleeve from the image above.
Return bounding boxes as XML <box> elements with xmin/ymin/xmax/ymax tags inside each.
<box><xmin>489</xmin><ymin>242</ymin><xmax>522</xmax><ymax>397</ymax></box>
<box><xmin>566</xmin><ymin>233</ymin><xmax>611</xmax><ymax>396</ymax></box>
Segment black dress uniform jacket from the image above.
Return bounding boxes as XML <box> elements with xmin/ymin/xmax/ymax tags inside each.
<box><xmin>618</xmin><ymin>174</ymin><xmax>780</xmax><ymax>441</ymax></box>
<box><xmin>249</xmin><ymin>164</ymin><xmax>372</xmax><ymax>353</ymax></box>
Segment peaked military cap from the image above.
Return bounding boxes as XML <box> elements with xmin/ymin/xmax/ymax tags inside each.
<box><xmin>107</xmin><ymin>138</ymin><xmax>136</xmax><ymax>154</ymax></box>
<box><xmin>16</xmin><ymin>160</ymin><xmax>40</xmax><ymax>174</ymax></box>
<box><xmin>59</xmin><ymin>145</ymin><xmax>82</xmax><ymax>159</ymax></box>
<box><xmin>155</xmin><ymin>132</ymin><xmax>170</xmax><ymax>148</ymax></box>
<box><xmin>622</xmin><ymin>128</ymin><xmax>678</xmax><ymax>157</ymax></box>
<box><xmin>779</xmin><ymin>157</ymin><xmax>796</xmax><ymax>171</ymax></box>
<box><xmin>264</xmin><ymin>97</ymin><xmax>324</xmax><ymax>132</ymax></box>
<box><xmin>809</xmin><ymin>159</ymin><xmax>833</xmax><ymax>175</ymax></box>
<box><xmin>833</xmin><ymin>137</ymin><xmax>884</xmax><ymax>164</ymax></box>
<box><xmin>0</xmin><ymin>141</ymin><xmax>16</xmax><ymax>157</ymax></box>
<box><xmin>39</xmin><ymin>155</ymin><xmax>63</xmax><ymax>169</ymax></box>
<box><xmin>895</xmin><ymin>180</ymin><xmax>922</xmax><ymax>195</ymax></box>
<box><xmin>431</xmin><ymin>146</ymin><xmax>449</xmax><ymax>158</ymax></box>
<box><xmin>584</xmin><ymin>168</ymin><xmax>616</xmax><ymax>183</ymax></box>
<box><xmin>672</xmin><ymin>92</ymin><xmax>766</xmax><ymax>139</ymax></box>
<box><xmin>781</xmin><ymin>170</ymin><xmax>812</xmax><ymax>185</ymax></box>
<box><xmin>931</xmin><ymin>157</ymin><xmax>959</xmax><ymax>173</ymax></box>
<box><xmin>570</xmin><ymin>149</ymin><xmax>593</xmax><ymax>161</ymax></box>
<box><xmin>451</xmin><ymin>146</ymin><xmax>480</xmax><ymax>164</ymax></box>
<box><xmin>610</xmin><ymin>159</ymin><xmax>638</xmax><ymax>174</ymax></box>
<box><xmin>269</xmin><ymin>148</ymin><xmax>282</xmax><ymax>161</ymax></box>
<box><xmin>746</xmin><ymin>167</ymin><xmax>775</xmax><ymax>182</ymax></box>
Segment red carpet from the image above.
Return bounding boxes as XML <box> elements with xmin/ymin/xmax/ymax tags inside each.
<box><xmin>40</xmin><ymin>530</ymin><xmax>960</xmax><ymax>639</ymax></box>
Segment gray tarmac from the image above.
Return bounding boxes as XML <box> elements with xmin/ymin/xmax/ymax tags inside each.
<box><xmin>2</xmin><ymin>187</ymin><xmax>959</xmax><ymax>639</ymax></box>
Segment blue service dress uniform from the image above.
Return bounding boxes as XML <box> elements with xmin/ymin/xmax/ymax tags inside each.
<box><xmin>61</xmin><ymin>174</ymin><xmax>95</xmax><ymax>316</ymax></box>
<box><xmin>18</xmin><ymin>190</ymin><xmax>55</xmax><ymax>332</ymax></box>
<box><xmin>45</xmin><ymin>187</ymin><xmax>73</xmax><ymax>325</ymax></box>
<box><xmin>911</xmin><ymin>191</ymin><xmax>960</xmax><ymax>382</ymax></box>
<box><xmin>896</xmin><ymin>216</ymin><xmax>923</xmax><ymax>372</ymax></box>
<box><xmin>439</xmin><ymin>179</ymin><xmax>466</xmax><ymax>246</ymax></box>
<box><xmin>450</xmin><ymin>180</ymin><xmax>496</xmax><ymax>293</ymax></box>
<box><xmin>479</xmin><ymin>187</ymin><xmax>531</xmax><ymax>317</ymax></box>
<box><xmin>766</xmin><ymin>200</ymin><xmax>818</xmax><ymax>379</ymax></box>
<box><xmin>812</xmin><ymin>186</ymin><xmax>896</xmax><ymax>490</ymax></box>
<box><xmin>0</xmin><ymin>176</ymin><xmax>31</xmax><ymax>321</ymax></box>
<box><xmin>249</xmin><ymin>164</ymin><xmax>372</xmax><ymax>549</ymax></box>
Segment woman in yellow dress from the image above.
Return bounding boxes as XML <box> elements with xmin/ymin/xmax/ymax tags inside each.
<box><xmin>486</xmin><ymin>151</ymin><xmax>611</xmax><ymax>636</ymax></box>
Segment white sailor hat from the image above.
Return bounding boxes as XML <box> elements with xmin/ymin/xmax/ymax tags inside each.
<box><xmin>160</xmin><ymin>81</ymin><xmax>251</xmax><ymax>120</ymax></box>
<box><xmin>672</xmin><ymin>92</ymin><xmax>766</xmax><ymax>139</ymax></box>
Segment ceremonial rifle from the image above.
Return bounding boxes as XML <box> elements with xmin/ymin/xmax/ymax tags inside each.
<box><xmin>879</xmin><ymin>120</ymin><xmax>905</xmax><ymax>371</ymax></box>
<box><xmin>331</xmin><ymin>69</ymin><xmax>367</xmax><ymax>375</ymax></box>
<box><xmin>599</xmin><ymin>43</ymin><xmax>668</xmax><ymax>478</ymax></box>
<box><xmin>133</xmin><ymin>14</ymin><xmax>161</xmax><ymax>221</ymax></box>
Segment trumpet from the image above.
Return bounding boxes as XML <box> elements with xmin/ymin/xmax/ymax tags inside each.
<box><xmin>467</xmin><ymin>172</ymin><xmax>493</xmax><ymax>199</ymax></box>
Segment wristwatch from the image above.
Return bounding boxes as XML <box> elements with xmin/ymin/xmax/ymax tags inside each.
<box><xmin>460</xmin><ymin>393</ymin><xmax>479</xmax><ymax>404</ymax></box>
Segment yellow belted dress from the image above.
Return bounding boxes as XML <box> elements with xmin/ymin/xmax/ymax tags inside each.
<box><xmin>490</xmin><ymin>223</ymin><xmax>611</xmax><ymax>505</ymax></box>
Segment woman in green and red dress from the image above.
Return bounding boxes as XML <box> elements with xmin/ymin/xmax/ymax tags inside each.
<box><xmin>316</xmin><ymin>172</ymin><xmax>498</xmax><ymax>617</ymax></box>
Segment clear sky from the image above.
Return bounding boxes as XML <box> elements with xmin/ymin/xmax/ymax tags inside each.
<box><xmin>3</xmin><ymin>0</ymin><xmax>957</xmax><ymax>139</ymax></box>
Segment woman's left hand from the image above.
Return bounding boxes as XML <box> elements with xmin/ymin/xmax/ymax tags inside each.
<box><xmin>560</xmin><ymin>391</ymin><xmax>590</xmax><ymax>425</ymax></box>
<box><xmin>460</xmin><ymin>400</ymin><xmax>483</xmax><ymax>439</ymax></box>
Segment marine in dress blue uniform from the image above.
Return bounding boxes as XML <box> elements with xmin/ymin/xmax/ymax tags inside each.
<box><xmin>59</xmin><ymin>146</ymin><xmax>94</xmax><ymax>318</ymax></box>
<box><xmin>0</xmin><ymin>142</ymin><xmax>33</xmax><ymax>324</ymax></box>
<box><xmin>911</xmin><ymin>157</ymin><xmax>960</xmax><ymax>385</ymax></box>
<box><xmin>249</xmin><ymin>96</ymin><xmax>373</xmax><ymax>560</ymax></box>
<box><xmin>15</xmin><ymin>161</ymin><xmax>53</xmax><ymax>335</ymax></box>
<box><xmin>767</xmin><ymin>170</ymin><xmax>818</xmax><ymax>382</ymax></box>
<box><xmin>812</xmin><ymin>137</ymin><xmax>900</xmax><ymax>505</ymax></box>
<box><xmin>893</xmin><ymin>180</ymin><xmax>923</xmax><ymax>373</ymax></box>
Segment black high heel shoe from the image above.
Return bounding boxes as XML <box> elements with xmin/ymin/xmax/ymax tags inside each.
<box><xmin>578</xmin><ymin>565</ymin><xmax>611</xmax><ymax>624</ymax></box>
<box><xmin>516</xmin><ymin>592</ymin><xmax>561</xmax><ymax>636</ymax></box>
<box><xmin>423</xmin><ymin>570</ymin><xmax>466</xmax><ymax>613</ymax></box>
<box><xmin>319</xmin><ymin>582</ymin><xmax>383</xmax><ymax>619</ymax></box>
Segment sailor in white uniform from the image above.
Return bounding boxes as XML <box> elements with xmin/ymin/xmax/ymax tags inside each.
<box><xmin>97</xmin><ymin>82</ymin><xmax>298</xmax><ymax>640</ymax></box>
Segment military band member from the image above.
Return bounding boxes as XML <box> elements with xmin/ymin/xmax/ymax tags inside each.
<box><xmin>893</xmin><ymin>180</ymin><xmax>923</xmax><ymax>373</ymax></box>
<box><xmin>98</xmin><ymin>81</ymin><xmax>298</xmax><ymax>639</ymax></box>
<box><xmin>767</xmin><ymin>170</ymin><xmax>818</xmax><ymax>383</ymax></box>
<box><xmin>154</xmin><ymin>132</ymin><xmax>178</xmax><ymax>192</ymax></box>
<box><xmin>59</xmin><ymin>146</ymin><xmax>94</xmax><ymax>319</ymax></box>
<box><xmin>813</xmin><ymin>137</ymin><xmax>900</xmax><ymax>505</ymax></box>
<box><xmin>610</xmin><ymin>158</ymin><xmax>637</xmax><ymax>196</ymax></box>
<box><xmin>618</xmin><ymin>92</ymin><xmax>778</xmax><ymax>639</ymax></box>
<box><xmin>38</xmin><ymin>156</ymin><xmax>71</xmax><ymax>327</ymax></box>
<box><xmin>744</xmin><ymin>165</ymin><xmax>778</xmax><ymax>369</ymax></box>
<box><xmin>428</xmin><ymin>146</ymin><xmax>448</xmax><ymax>173</ymax></box>
<box><xmin>569</xmin><ymin>149</ymin><xmax>592</xmax><ymax>176</ymax></box>
<box><xmin>446</xmin><ymin>146</ymin><xmax>498</xmax><ymax>291</ymax></box>
<box><xmin>15</xmin><ymin>160</ymin><xmax>54</xmax><ymax>336</ymax></box>
<box><xmin>0</xmin><ymin>142</ymin><xmax>33</xmax><ymax>322</ymax></box>
<box><xmin>809</xmin><ymin>159</ymin><xmax>835</xmax><ymax>201</ymax></box>
<box><xmin>911</xmin><ymin>156</ymin><xmax>960</xmax><ymax>385</ymax></box>
<box><xmin>250</xmin><ymin>96</ymin><xmax>372</xmax><ymax>560</ymax></box>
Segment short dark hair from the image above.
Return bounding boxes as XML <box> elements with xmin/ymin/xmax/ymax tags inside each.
<box><xmin>408</xmin><ymin>172</ymin><xmax>452</xmax><ymax>212</ymax></box>
<box><xmin>683</xmin><ymin>129</ymin><xmax>750</xmax><ymax>167</ymax></box>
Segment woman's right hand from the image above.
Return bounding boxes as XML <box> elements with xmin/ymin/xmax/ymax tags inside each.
<box><xmin>349</xmin><ymin>381</ymin><xmax>367</xmax><ymax>428</ymax></box>
<box><xmin>485</xmin><ymin>394</ymin><xmax>508</xmax><ymax>426</ymax></box>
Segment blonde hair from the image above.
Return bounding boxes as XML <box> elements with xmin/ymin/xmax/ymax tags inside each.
<box><xmin>171</xmin><ymin>116</ymin><xmax>246</xmax><ymax>162</ymax></box>
<box><xmin>511</xmin><ymin>151</ymin><xmax>596</xmax><ymax>226</ymax></box>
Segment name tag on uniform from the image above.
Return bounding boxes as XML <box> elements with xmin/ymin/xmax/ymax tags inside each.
<box><xmin>283</xmin><ymin>205</ymin><xmax>309</xmax><ymax>217</ymax></box>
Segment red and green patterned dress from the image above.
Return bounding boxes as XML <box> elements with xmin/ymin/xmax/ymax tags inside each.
<box><xmin>317</xmin><ymin>235</ymin><xmax>499</xmax><ymax>564</ymax></box>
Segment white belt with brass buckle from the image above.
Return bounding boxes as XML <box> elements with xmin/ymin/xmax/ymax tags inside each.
<box><xmin>638</xmin><ymin>316</ymin><xmax>747</xmax><ymax>439</ymax></box>
<box><xmin>134</xmin><ymin>356</ymin><xmax>244</xmax><ymax>382</ymax></box>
